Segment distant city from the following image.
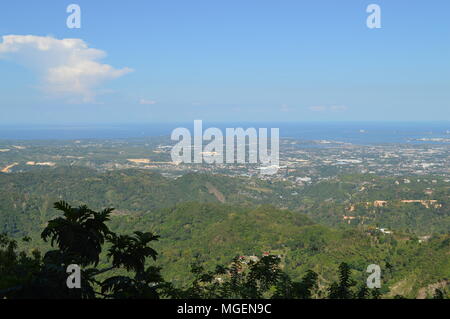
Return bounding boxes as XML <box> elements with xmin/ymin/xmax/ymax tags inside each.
<box><xmin>1</xmin><ymin>122</ymin><xmax>449</xmax><ymax>182</ymax></box>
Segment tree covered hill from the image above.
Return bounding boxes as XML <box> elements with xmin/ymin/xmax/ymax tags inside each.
<box><xmin>0</xmin><ymin>167</ymin><xmax>449</xmax><ymax>298</ymax></box>
<box><xmin>300</xmin><ymin>175</ymin><xmax>450</xmax><ymax>235</ymax></box>
<box><xmin>0</xmin><ymin>167</ymin><xmax>255</xmax><ymax>236</ymax></box>
<box><xmin>2</xmin><ymin>200</ymin><xmax>449</xmax><ymax>299</ymax></box>
<box><xmin>1</xmin><ymin>167</ymin><xmax>449</xmax><ymax>237</ymax></box>
<box><xmin>106</xmin><ymin>202</ymin><xmax>450</xmax><ymax>298</ymax></box>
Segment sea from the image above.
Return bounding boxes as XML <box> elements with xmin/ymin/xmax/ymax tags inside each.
<box><xmin>0</xmin><ymin>122</ymin><xmax>449</xmax><ymax>145</ymax></box>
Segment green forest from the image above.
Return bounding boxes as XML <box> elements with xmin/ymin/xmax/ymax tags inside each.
<box><xmin>1</xmin><ymin>201</ymin><xmax>448</xmax><ymax>299</ymax></box>
<box><xmin>0</xmin><ymin>168</ymin><xmax>449</xmax><ymax>299</ymax></box>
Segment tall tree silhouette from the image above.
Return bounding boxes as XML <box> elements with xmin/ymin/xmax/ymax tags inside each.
<box><xmin>1</xmin><ymin>201</ymin><xmax>164</xmax><ymax>299</ymax></box>
<box><xmin>328</xmin><ymin>262</ymin><xmax>355</xmax><ymax>299</ymax></box>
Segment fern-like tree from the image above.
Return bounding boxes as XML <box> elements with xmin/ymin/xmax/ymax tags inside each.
<box><xmin>1</xmin><ymin>201</ymin><xmax>165</xmax><ymax>299</ymax></box>
<box><xmin>328</xmin><ymin>262</ymin><xmax>355</xmax><ymax>299</ymax></box>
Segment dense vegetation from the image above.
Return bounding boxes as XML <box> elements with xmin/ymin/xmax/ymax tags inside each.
<box><xmin>1</xmin><ymin>168</ymin><xmax>449</xmax><ymax>237</ymax></box>
<box><xmin>1</xmin><ymin>201</ymin><xmax>448</xmax><ymax>299</ymax></box>
<box><xmin>1</xmin><ymin>200</ymin><xmax>449</xmax><ymax>299</ymax></box>
<box><xmin>0</xmin><ymin>168</ymin><xmax>449</xmax><ymax>298</ymax></box>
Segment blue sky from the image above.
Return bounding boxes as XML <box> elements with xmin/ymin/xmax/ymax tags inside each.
<box><xmin>0</xmin><ymin>0</ymin><xmax>449</xmax><ymax>124</ymax></box>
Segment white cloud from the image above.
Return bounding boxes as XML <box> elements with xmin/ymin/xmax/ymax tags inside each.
<box><xmin>0</xmin><ymin>35</ymin><xmax>133</xmax><ymax>103</ymax></box>
<box><xmin>139</xmin><ymin>99</ymin><xmax>157</xmax><ymax>105</ymax></box>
